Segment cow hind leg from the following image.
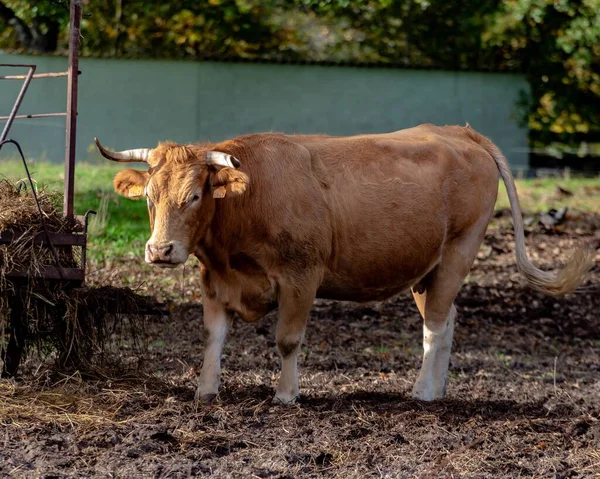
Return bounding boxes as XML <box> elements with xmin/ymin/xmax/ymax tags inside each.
<box><xmin>411</xmin><ymin>230</ymin><xmax>485</xmax><ymax>401</ymax></box>
<box><xmin>411</xmin><ymin>290</ymin><xmax>457</xmax><ymax>401</ymax></box>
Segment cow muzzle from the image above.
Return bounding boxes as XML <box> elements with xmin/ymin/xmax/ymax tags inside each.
<box><xmin>145</xmin><ymin>241</ymin><xmax>187</xmax><ymax>267</ymax></box>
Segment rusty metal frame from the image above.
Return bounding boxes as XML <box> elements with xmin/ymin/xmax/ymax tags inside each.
<box><xmin>0</xmin><ymin>64</ymin><xmax>36</xmax><ymax>143</ymax></box>
<box><xmin>0</xmin><ymin>0</ymin><xmax>89</xmax><ymax>285</ymax></box>
<box><xmin>0</xmin><ymin>0</ymin><xmax>82</xmax><ymax>218</ymax></box>
<box><xmin>0</xmin><ymin>214</ymin><xmax>92</xmax><ymax>282</ymax></box>
<box><xmin>0</xmin><ymin>68</ymin><xmax>70</xmax><ymax>123</ymax></box>
<box><xmin>64</xmin><ymin>0</ymin><xmax>81</xmax><ymax>218</ymax></box>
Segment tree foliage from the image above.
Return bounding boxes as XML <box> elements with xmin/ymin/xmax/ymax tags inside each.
<box><xmin>1</xmin><ymin>0</ymin><xmax>598</xmax><ymax>145</ymax></box>
<box><xmin>0</xmin><ymin>0</ymin><xmax>68</xmax><ymax>52</ymax></box>
<box><xmin>483</xmin><ymin>0</ymin><xmax>600</xmax><ymax>144</ymax></box>
<box><xmin>295</xmin><ymin>0</ymin><xmax>600</xmax><ymax>145</ymax></box>
<box><xmin>0</xmin><ymin>0</ymin><xmax>301</xmax><ymax>59</ymax></box>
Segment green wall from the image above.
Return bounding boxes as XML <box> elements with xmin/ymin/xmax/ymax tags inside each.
<box><xmin>0</xmin><ymin>54</ymin><xmax>529</xmax><ymax>169</ymax></box>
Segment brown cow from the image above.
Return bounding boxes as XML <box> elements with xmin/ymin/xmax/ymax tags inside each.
<box><xmin>95</xmin><ymin>124</ymin><xmax>593</xmax><ymax>404</ymax></box>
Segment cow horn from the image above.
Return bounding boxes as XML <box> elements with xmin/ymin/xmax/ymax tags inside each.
<box><xmin>205</xmin><ymin>151</ymin><xmax>241</xmax><ymax>169</ymax></box>
<box><xmin>94</xmin><ymin>138</ymin><xmax>153</xmax><ymax>163</ymax></box>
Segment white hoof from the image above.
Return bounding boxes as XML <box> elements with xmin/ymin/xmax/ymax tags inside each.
<box><xmin>412</xmin><ymin>379</ymin><xmax>448</xmax><ymax>401</ymax></box>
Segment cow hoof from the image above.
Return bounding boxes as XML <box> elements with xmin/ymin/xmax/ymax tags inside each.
<box><xmin>194</xmin><ymin>388</ymin><xmax>218</xmax><ymax>403</ymax></box>
<box><xmin>433</xmin><ymin>381</ymin><xmax>447</xmax><ymax>400</ymax></box>
<box><xmin>272</xmin><ymin>394</ymin><xmax>299</xmax><ymax>405</ymax></box>
<box><xmin>411</xmin><ymin>382</ymin><xmax>435</xmax><ymax>402</ymax></box>
<box><xmin>199</xmin><ymin>393</ymin><xmax>217</xmax><ymax>403</ymax></box>
<box><xmin>412</xmin><ymin>385</ymin><xmax>446</xmax><ymax>401</ymax></box>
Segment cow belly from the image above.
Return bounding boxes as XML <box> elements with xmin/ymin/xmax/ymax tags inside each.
<box><xmin>317</xmin><ymin>281</ymin><xmax>417</xmax><ymax>302</ymax></box>
<box><xmin>318</xmin><ymin>215</ymin><xmax>445</xmax><ymax>301</ymax></box>
<box><xmin>316</xmin><ymin>177</ymin><xmax>448</xmax><ymax>302</ymax></box>
<box><xmin>317</xmin><ymin>245</ymin><xmax>441</xmax><ymax>302</ymax></box>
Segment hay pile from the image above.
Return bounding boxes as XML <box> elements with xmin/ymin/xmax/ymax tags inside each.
<box><xmin>0</xmin><ymin>179</ymin><xmax>80</xmax><ymax>277</ymax></box>
<box><xmin>0</xmin><ymin>178</ymin><xmax>77</xmax><ymax>233</ymax></box>
<box><xmin>2</xmin><ymin>285</ymin><xmax>162</xmax><ymax>374</ymax></box>
<box><xmin>0</xmin><ymin>179</ymin><xmax>164</xmax><ymax>376</ymax></box>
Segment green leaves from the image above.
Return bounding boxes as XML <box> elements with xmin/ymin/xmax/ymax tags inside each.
<box><xmin>297</xmin><ymin>0</ymin><xmax>599</xmax><ymax>146</ymax></box>
<box><xmin>482</xmin><ymin>0</ymin><xmax>600</xmax><ymax>145</ymax></box>
<box><xmin>1</xmin><ymin>0</ymin><xmax>300</xmax><ymax>59</ymax></box>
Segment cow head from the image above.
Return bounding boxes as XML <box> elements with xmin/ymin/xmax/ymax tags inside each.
<box><xmin>95</xmin><ymin>138</ymin><xmax>249</xmax><ymax>267</ymax></box>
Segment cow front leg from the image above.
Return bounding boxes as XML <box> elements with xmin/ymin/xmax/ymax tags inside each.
<box><xmin>274</xmin><ymin>282</ymin><xmax>316</xmax><ymax>405</ymax></box>
<box><xmin>195</xmin><ymin>298</ymin><xmax>231</xmax><ymax>401</ymax></box>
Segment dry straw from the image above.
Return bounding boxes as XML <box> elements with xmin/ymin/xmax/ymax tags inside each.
<box><xmin>0</xmin><ymin>179</ymin><xmax>162</xmax><ymax>374</ymax></box>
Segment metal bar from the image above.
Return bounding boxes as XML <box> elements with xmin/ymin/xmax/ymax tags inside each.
<box><xmin>0</xmin><ymin>231</ymin><xmax>86</xmax><ymax>247</ymax></box>
<box><xmin>81</xmin><ymin>209</ymin><xmax>96</xmax><ymax>284</ymax></box>
<box><xmin>0</xmin><ymin>65</ymin><xmax>35</xmax><ymax>144</ymax></box>
<box><xmin>5</xmin><ymin>267</ymin><xmax>85</xmax><ymax>281</ymax></box>
<box><xmin>0</xmin><ymin>113</ymin><xmax>67</xmax><ymax>120</ymax></box>
<box><xmin>64</xmin><ymin>0</ymin><xmax>82</xmax><ymax>218</ymax></box>
<box><xmin>0</xmin><ymin>64</ymin><xmax>36</xmax><ymax>67</ymax></box>
<box><xmin>0</xmin><ymin>72</ymin><xmax>68</xmax><ymax>80</ymax></box>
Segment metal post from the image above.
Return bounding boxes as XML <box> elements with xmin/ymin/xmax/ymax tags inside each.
<box><xmin>64</xmin><ymin>0</ymin><xmax>82</xmax><ymax>218</ymax></box>
<box><xmin>0</xmin><ymin>65</ymin><xmax>35</xmax><ymax>145</ymax></box>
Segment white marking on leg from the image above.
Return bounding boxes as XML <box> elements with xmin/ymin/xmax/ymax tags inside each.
<box><xmin>275</xmin><ymin>349</ymin><xmax>300</xmax><ymax>405</ymax></box>
<box><xmin>196</xmin><ymin>299</ymin><xmax>229</xmax><ymax>401</ymax></box>
<box><xmin>412</xmin><ymin>322</ymin><xmax>444</xmax><ymax>401</ymax></box>
<box><xmin>412</xmin><ymin>306</ymin><xmax>456</xmax><ymax>401</ymax></box>
<box><xmin>433</xmin><ymin>305</ymin><xmax>456</xmax><ymax>398</ymax></box>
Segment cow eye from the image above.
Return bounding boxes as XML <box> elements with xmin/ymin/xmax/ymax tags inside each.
<box><xmin>191</xmin><ymin>194</ymin><xmax>200</xmax><ymax>202</ymax></box>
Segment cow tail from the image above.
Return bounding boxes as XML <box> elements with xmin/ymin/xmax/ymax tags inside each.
<box><xmin>466</xmin><ymin>125</ymin><xmax>594</xmax><ymax>296</ymax></box>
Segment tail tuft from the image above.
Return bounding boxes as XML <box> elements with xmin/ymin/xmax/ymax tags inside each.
<box><xmin>518</xmin><ymin>246</ymin><xmax>595</xmax><ymax>296</ymax></box>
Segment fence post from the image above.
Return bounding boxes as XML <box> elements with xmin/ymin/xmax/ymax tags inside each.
<box><xmin>64</xmin><ymin>0</ymin><xmax>82</xmax><ymax>218</ymax></box>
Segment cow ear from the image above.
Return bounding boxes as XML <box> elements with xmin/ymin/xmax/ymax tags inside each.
<box><xmin>210</xmin><ymin>168</ymin><xmax>249</xmax><ymax>199</ymax></box>
<box><xmin>114</xmin><ymin>169</ymin><xmax>149</xmax><ymax>199</ymax></box>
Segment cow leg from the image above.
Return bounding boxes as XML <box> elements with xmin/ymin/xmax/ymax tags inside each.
<box><xmin>411</xmin><ymin>288</ymin><xmax>457</xmax><ymax>401</ymax></box>
<box><xmin>196</xmin><ymin>298</ymin><xmax>231</xmax><ymax>401</ymax></box>
<box><xmin>274</xmin><ymin>282</ymin><xmax>316</xmax><ymax>405</ymax></box>
<box><xmin>433</xmin><ymin>304</ymin><xmax>455</xmax><ymax>397</ymax></box>
<box><xmin>410</xmin><ymin>220</ymin><xmax>488</xmax><ymax>401</ymax></box>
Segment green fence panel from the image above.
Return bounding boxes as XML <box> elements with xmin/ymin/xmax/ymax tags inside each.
<box><xmin>0</xmin><ymin>55</ymin><xmax>529</xmax><ymax>170</ymax></box>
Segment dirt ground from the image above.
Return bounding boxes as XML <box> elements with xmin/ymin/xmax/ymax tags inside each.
<box><xmin>1</xmin><ymin>214</ymin><xmax>600</xmax><ymax>478</ymax></box>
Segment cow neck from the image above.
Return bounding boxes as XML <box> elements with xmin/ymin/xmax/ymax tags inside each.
<box><xmin>195</xmin><ymin>197</ymin><xmax>244</xmax><ymax>274</ymax></box>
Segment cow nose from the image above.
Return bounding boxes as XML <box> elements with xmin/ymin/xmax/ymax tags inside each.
<box><xmin>148</xmin><ymin>242</ymin><xmax>173</xmax><ymax>262</ymax></box>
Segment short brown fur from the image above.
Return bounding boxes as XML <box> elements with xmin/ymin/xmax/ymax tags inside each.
<box><xmin>106</xmin><ymin>124</ymin><xmax>593</xmax><ymax>402</ymax></box>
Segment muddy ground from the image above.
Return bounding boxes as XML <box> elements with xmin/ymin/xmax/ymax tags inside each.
<box><xmin>1</xmin><ymin>215</ymin><xmax>599</xmax><ymax>478</ymax></box>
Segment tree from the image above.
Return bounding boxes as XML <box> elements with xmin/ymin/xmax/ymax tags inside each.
<box><xmin>0</xmin><ymin>0</ymin><xmax>303</xmax><ymax>60</ymax></box>
<box><xmin>291</xmin><ymin>0</ymin><xmax>504</xmax><ymax>69</ymax></box>
<box><xmin>0</xmin><ymin>0</ymin><xmax>69</xmax><ymax>52</ymax></box>
<box><xmin>483</xmin><ymin>0</ymin><xmax>600</xmax><ymax>146</ymax></box>
<box><xmin>294</xmin><ymin>0</ymin><xmax>600</xmax><ymax>146</ymax></box>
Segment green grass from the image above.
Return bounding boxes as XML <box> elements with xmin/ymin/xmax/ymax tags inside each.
<box><xmin>1</xmin><ymin>159</ymin><xmax>599</xmax><ymax>262</ymax></box>
<box><xmin>496</xmin><ymin>176</ymin><xmax>600</xmax><ymax>213</ymax></box>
